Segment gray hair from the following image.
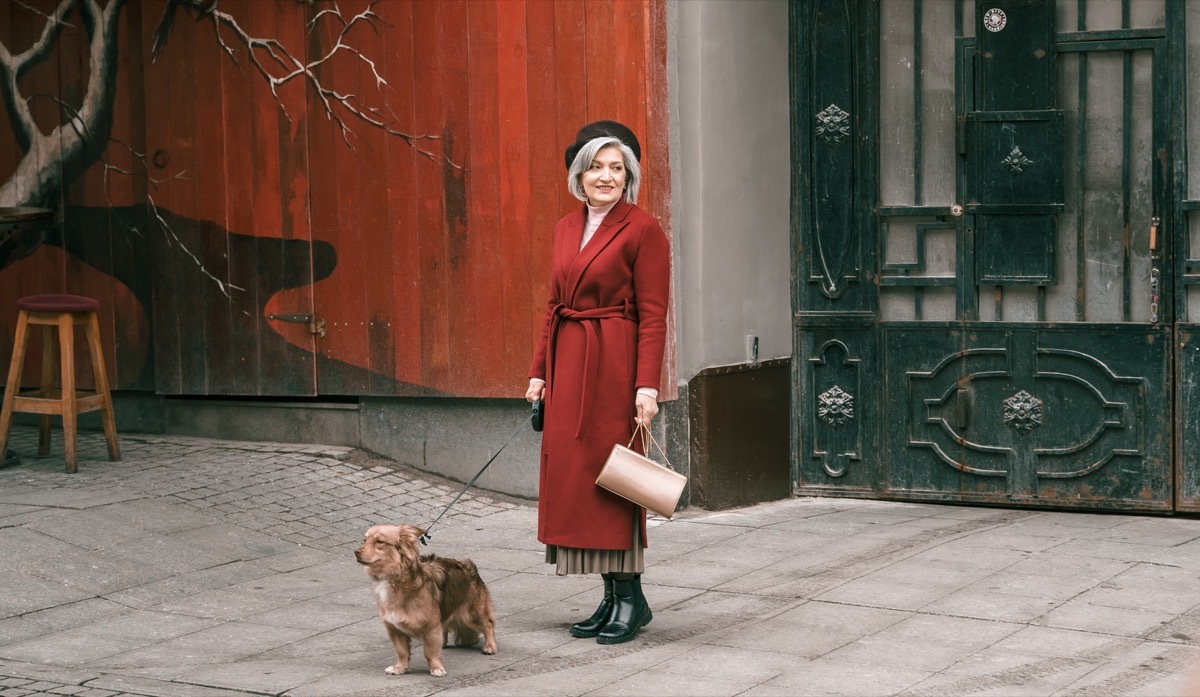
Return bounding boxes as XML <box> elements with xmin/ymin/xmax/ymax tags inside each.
<box><xmin>567</xmin><ymin>136</ymin><xmax>641</xmax><ymax>205</ymax></box>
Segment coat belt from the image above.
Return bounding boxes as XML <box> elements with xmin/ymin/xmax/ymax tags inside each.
<box><xmin>546</xmin><ymin>300</ymin><xmax>639</xmax><ymax>440</ymax></box>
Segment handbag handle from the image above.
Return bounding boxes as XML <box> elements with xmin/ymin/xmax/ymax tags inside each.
<box><xmin>626</xmin><ymin>420</ymin><xmax>671</xmax><ymax>468</ymax></box>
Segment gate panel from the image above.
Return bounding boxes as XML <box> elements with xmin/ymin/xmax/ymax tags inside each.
<box><xmin>792</xmin><ymin>0</ymin><xmax>877</xmax><ymax>315</ymax></box>
<box><xmin>796</xmin><ymin>326</ymin><xmax>879</xmax><ymax>496</ymax></box>
<box><xmin>885</xmin><ymin>325</ymin><xmax>1171</xmax><ymax>510</ymax></box>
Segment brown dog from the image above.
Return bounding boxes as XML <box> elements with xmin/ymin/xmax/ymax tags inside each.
<box><xmin>354</xmin><ymin>524</ymin><xmax>497</xmax><ymax>677</ymax></box>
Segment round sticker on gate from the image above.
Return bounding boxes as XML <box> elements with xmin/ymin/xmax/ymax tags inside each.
<box><xmin>984</xmin><ymin>8</ymin><xmax>1007</xmax><ymax>32</ymax></box>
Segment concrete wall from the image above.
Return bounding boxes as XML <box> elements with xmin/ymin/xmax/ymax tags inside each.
<box><xmin>359</xmin><ymin>398</ymin><xmax>541</xmax><ymax>500</ymax></box>
<box><xmin>671</xmin><ymin>0</ymin><xmax>791</xmax><ymax>381</ymax></box>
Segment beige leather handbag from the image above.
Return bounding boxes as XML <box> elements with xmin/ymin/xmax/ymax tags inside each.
<box><xmin>596</xmin><ymin>421</ymin><xmax>686</xmax><ymax>519</ymax></box>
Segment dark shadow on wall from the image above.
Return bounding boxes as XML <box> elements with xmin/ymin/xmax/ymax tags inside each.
<box><xmin>6</xmin><ymin>204</ymin><xmax>443</xmax><ymax>397</ymax></box>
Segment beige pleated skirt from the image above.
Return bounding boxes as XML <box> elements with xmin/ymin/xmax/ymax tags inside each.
<box><xmin>545</xmin><ymin>508</ymin><xmax>644</xmax><ymax>575</ymax></box>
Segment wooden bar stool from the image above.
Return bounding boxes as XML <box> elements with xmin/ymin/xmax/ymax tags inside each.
<box><xmin>0</xmin><ymin>294</ymin><xmax>121</xmax><ymax>473</ymax></box>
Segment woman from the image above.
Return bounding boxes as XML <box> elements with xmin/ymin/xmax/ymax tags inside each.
<box><xmin>525</xmin><ymin>120</ymin><xmax>671</xmax><ymax>645</ymax></box>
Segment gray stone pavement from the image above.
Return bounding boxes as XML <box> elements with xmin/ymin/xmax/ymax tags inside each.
<box><xmin>4</xmin><ymin>425</ymin><xmax>1200</xmax><ymax>696</ymax></box>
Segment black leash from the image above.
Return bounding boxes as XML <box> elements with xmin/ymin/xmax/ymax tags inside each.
<box><xmin>419</xmin><ymin>410</ymin><xmax>534</xmax><ymax>545</ymax></box>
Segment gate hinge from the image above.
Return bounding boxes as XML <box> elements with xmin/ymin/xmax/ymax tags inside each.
<box><xmin>267</xmin><ymin>313</ymin><xmax>327</xmax><ymax>338</ymax></box>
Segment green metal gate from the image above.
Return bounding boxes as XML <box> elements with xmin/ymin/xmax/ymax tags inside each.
<box><xmin>791</xmin><ymin>0</ymin><xmax>1200</xmax><ymax>511</ymax></box>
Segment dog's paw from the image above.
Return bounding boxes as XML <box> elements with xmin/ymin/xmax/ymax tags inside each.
<box><xmin>482</xmin><ymin>643</ymin><xmax>497</xmax><ymax>655</ymax></box>
<box><xmin>384</xmin><ymin>664</ymin><xmax>408</xmax><ymax>675</ymax></box>
<box><xmin>429</xmin><ymin>665</ymin><xmax>447</xmax><ymax>678</ymax></box>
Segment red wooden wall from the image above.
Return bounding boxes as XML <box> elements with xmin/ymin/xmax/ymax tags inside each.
<box><xmin>0</xmin><ymin>0</ymin><xmax>674</xmax><ymax>400</ymax></box>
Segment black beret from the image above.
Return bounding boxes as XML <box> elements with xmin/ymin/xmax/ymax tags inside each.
<box><xmin>564</xmin><ymin>120</ymin><xmax>642</xmax><ymax>171</ymax></box>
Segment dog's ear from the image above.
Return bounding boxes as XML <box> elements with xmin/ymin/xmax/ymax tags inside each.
<box><xmin>389</xmin><ymin>526</ymin><xmax>422</xmax><ymax>565</ymax></box>
<box><xmin>395</xmin><ymin>524</ymin><xmax>426</xmax><ymax>544</ymax></box>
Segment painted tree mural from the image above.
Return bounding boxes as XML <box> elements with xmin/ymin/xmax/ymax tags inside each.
<box><xmin>0</xmin><ymin>0</ymin><xmax>670</xmax><ymax>398</ymax></box>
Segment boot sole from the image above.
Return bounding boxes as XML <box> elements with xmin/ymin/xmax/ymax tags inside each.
<box><xmin>573</xmin><ymin>609</ymin><xmax>648</xmax><ymax>638</ymax></box>
<box><xmin>595</xmin><ymin>609</ymin><xmax>653</xmax><ymax>645</ymax></box>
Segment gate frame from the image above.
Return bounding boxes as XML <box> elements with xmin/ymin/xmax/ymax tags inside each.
<box><xmin>790</xmin><ymin>0</ymin><xmax>1193</xmax><ymax>512</ymax></box>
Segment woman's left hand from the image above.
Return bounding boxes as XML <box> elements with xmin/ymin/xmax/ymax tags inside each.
<box><xmin>635</xmin><ymin>393</ymin><xmax>659</xmax><ymax>425</ymax></box>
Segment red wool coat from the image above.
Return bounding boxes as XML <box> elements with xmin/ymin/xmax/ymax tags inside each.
<box><xmin>529</xmin><ymin>198</ymin><xmax>671</xmax><ymax>550</ymax></box>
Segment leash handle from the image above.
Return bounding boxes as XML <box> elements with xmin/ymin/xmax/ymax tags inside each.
<box><xmin>420</xmin><ymin>411</ymin><xmax>534</xmax><ymax>545</ymax></box>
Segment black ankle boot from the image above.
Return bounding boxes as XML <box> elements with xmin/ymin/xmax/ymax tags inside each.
<box><xmin>570</xmin><ymin>573</ymin><xmax>614</xmax><ymax>638</ymax></box>
<box><xmin>596</xmin><ymin>573</ymin><xmax>652</xmax><ymax>645</ymax></box>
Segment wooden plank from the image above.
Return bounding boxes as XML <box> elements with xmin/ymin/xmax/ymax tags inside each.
<box><xmin>525</xmin><ymin>0</ymin><xmax>560</xmax><ymax>383</ymax></box>
<box><xmin>463</xmin><ymin>0</ymin><xmax>502</xmax><ymax>394</ymax></box>
<box><xmin>221</xmin><ymin>0</ymin><xmax>263</xmax><ymax>395</ymax></box>
<box><xmin>583</xmin><ymin>0</ymin><xmax>619</xmax><ymax>124</ymax></box>
<box><xmin>496</xmin><ymin>0</ymin><xmax>532</xmax><ymax>394</ymax></box>
<box><xmin>384</xmin><ymin>0</ymin><xmax>422</xmax><ymax>393</ymax></box>
<box><xmin>414</xmin><ymin>0</ymin><xmax>461</xmax><ymax>393</ymax></box>
<box><xmin>108</xmin><ymin>1</ymin><xmax>151</xmax><ymax>391</ymax></box>
<box><xmin>244</xmin><ymin>0</ymin><xmax>292</xmax><ymax>396</ymax></box>
<box><xmin>192</xmin><ymin>0</ymin><xmax>231</xmax><ymax>394</ymax></box>
<box><xmin>614</xmin><ymin>0</ymin><xmax>648</xmax><ymax>189</ymax></box>
<box><xmin>0</xmin><ymin>1</ymin><xmax>16</xmax><ymax>378</ymax></box>
<box><xmin>255</xmin><ymin>1</ymin><xmax>315</xmax><ymax>396</ymax></box>
<box><xmin>311</xmin><ymin>0</ymin><xmax>370</xmax><ymax>395</ymax></box>
<box><xmin>353</xmin><ymin>0</ymin><xmax>392</xmax><ymax>396</ymax></box>
<box><xmin>0</xmin><ymin>0</ymin><xmax>13</xmax><ymax>211</ymax></box>
<box><xmin>553</xmin><ymin>0</ymin><xmax>588</xmax><ymax>217</ymax></box>
<box><xmin>276</xmin><ymin>3</ymin><xmax>317</xmax><ymax>397</ymax></box>
<box><xmin>167</xmin><ymin>2</ymin><xmax>206</xmax><ymax>394</ymax></box>
<box><xmin>140</xmin><ymin>0</ymin><xmax>190</xmax><ymax>395</ymax></box>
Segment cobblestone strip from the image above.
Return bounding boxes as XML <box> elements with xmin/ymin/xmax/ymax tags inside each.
<box><xmin>0</xmin><ymin>427</ymin><xmax>526</xmax><ymax>554</ymax></box>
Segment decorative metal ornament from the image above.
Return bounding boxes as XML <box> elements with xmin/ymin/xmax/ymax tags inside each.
<box><xmin>983</xmin><ymin>8</ymin><xmax>1007</xmax><ymax>32</ymax></box>
<box><xmin>1003</xmin><ymin>390</ymin><xmax>1043</xmax><ymax>434</ymax></box>
<box><xmin>815</xmin><ymin>103</ymin><xmax>852</xmax><ymax>145</ymax></box>
<box><xmin>817</xmin><ymin>385</ymin><xmax>855</xmax><ymax>427</ymax></box>
<box><xmin>1002</xmin><ymin>146</ymin><xmax>1033</xmax><ymax>174</ymax></box>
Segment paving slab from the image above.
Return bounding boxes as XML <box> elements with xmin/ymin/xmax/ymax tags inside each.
<box><xmin>825</xmin><ymin>614</ymin><xmax>1023</xmax><ymax>673</ymax></box>
<box><xmin>710</xmin><ymin>601</ymin><xmax>908</xmax><ymax>658</ymax></box>
<box><xmin>745</xmin><ymin>658</ymin><xmax>933</xmax><ymax>696</ymax></box>
<box><xmin>920</xmin><ymin>585</ymin><xmax>1064</xmax><ymax>623</ymax></box>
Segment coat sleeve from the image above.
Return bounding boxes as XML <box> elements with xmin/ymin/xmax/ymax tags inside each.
<box><xmin>529</xmin><ymin>294</ymin><xmax>556</xmax><ymax>382</ymax></box>
<box><xmin>632</xmin><ymin>217</ymin><xmax>671</xmax><ymax>392</ymax></box>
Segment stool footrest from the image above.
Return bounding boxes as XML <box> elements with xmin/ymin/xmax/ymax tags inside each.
<box><xmin>12</xmin><ymin>391</ymin><xmax>108</xmax><ymax>415</ymax></box>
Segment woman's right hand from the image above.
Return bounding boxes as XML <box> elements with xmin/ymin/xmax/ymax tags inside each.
<box><xmin>526</xmin><ymin>379</ymin><xmax>545</xmax><ymax>403</ymax></box>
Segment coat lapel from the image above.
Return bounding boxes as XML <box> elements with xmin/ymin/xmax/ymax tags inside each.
<box><xmin>555</xmin><ymin>208</ymin><xmax>586</xmax><ymax>287</ymax></box>
<box><xmin>564</xmin><ymin>199</ymin><xmax>633</xmax><ymax>306</ymax></box>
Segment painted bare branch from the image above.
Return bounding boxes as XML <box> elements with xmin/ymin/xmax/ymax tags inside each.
<box><xmin>159</xmin><ymin>0</ymin><xmax>450</xmax><ymax>161</ymax></box>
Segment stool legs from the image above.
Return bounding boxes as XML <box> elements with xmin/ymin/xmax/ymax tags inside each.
<box><xmin>0</xmin><ymin>309</ymin><xmax>30</xmax><ymax>462</ymax></box>
<box><xmin>58</xmin><ymin>313</ymin><xmax>78</xmax><ymax>474</ymax></box>
<box><xmin>38</xmin><ymin>324</ymin><xmax>54</xmax><ymax>456</ymax></box>
<box><xmin>86</xmin><ymin>312</ymin><xmax>120</xmax><ymax>462</ymax></box>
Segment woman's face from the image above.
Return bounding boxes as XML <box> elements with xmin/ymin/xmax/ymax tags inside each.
<box><xmin>582</xmin><ymin>146</ymin><xmax>626</xmax><ymax>206</ymax></box>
